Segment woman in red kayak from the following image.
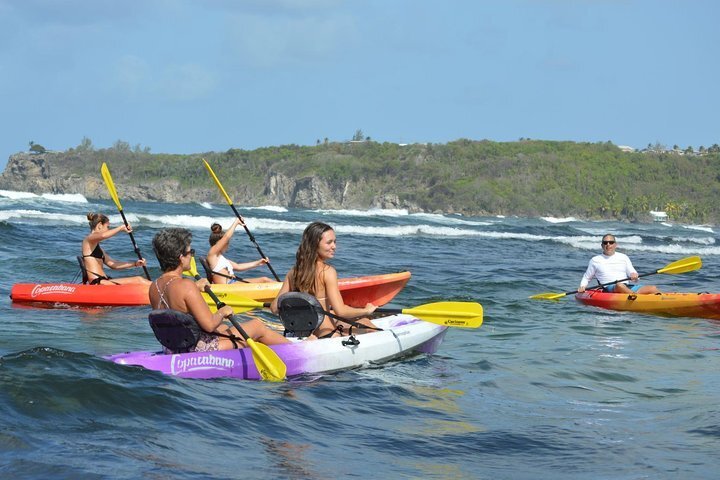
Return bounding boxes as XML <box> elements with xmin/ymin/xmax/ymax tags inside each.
<box><xmin>81</xmin><ymin>212</ymin><xmax>151</xmax><ymax>285</ymax></box>
<box><xmin>150</xmin><ymin>227</ymin><xmax>289</xmax><ymax>352</ymax></box>
<box><xmin>270</xmin><ymin>221</ymin><xmax>377</xmax><ymax>338</ymax></box>
<box><xmin>206</xmin><ymin>218</ymin><xmax>273</xmax><ymax>283</ymax></box>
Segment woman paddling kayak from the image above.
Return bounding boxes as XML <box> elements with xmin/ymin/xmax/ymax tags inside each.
<box><xmin>81</xmin><ymin>212</ymin><xmax>151</xmax><ymax>285</ymax></box>
<box><xmin>206</xmin><ymin>218</ymin><xmax>274</xmax><ymax>283</ymax></box>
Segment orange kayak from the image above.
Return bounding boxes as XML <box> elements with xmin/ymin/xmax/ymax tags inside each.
<box><xmin>575</xmin><ymin>290</ymin><xmax>720</xmax><ymax>320</ymax></box>
<box><xmin>9</xmin><ymin>271</ymin><xmax>411</xmax><ymax>309</ymax></box>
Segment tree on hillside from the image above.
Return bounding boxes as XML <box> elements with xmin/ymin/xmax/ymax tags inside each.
<box><xmin>352</xmin><ymin>129</ymin><xmax>365</xmax><ymax>141</ymax></box>
<box><xmin>77</xmin><ymin>136</ymin><xmax>94</xmax><ymax>152</ymax></box>
<box><xmin>28</xmin><ymin>141</ymin><xmax>46</xmax><ymax>154</ymax></box>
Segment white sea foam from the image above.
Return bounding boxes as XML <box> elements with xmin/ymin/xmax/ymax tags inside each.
<box><xmin>41</xmin><ymin>193</ymin><xmax>88</xmax><ymax>203</ymax></box>
<box><xmin>197</xmin><ymin>202</ymin><xmax>213</xmax><ymax>209</ymax></box>
<box><xmin>410</xmin><ymin>212</ymin><xmax>492</xmax><ymax>226</ymax></box>
<box><xmin>312</xmin><ymin>208</ymin><xmax>409</xmax><ymax>217</ymax></box>
<box><xmin>244</xmin><ymin>205</ymin><xmax>288</xmax><ymax>213</ymax></box>
<box><xmin>541</xmin><ymin>216</ymin><xmax>578</xmax><ymax>223</ymax></box>
<box><xmin>670</xmin><ymin>236</ymin><xmax>716</xmax><ymax>245</ymax></box>
<box><xmin>0</xmin><ymin>190</ymin><xmax>88</xmax><ymax>203</ymax></box>
<box><xmin>683</xmin><ymin>224</ymin><xmax>714</xmax><ymax>233</ymax></box>
<box><xmin>0</xmin><ymin>209</ymin><xmax>88</xmax><ymax>224</ymax></box>
<box><xmin>0</xmin><ymin>190</ymin><xmax>38</xmax><ymax>199</ymax></box>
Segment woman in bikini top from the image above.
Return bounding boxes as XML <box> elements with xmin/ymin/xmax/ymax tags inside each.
<box><xmin>270</xmin><ymin>221</ymin><xmax>377</xmax><ymax>339</ymax></box>
<box><xmin>81</xmin><ymin>212</ymin><xmax>151</xmax><ymax>285</ymax></box>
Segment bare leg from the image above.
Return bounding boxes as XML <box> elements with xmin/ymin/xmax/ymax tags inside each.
<box><xmin>613</xmin><ymin>283</ymin><xmax>634</xmax><ymax>294</ymax></box>
<box><xmin>231</xmin><ymin>318</ymin><xmax>290</xmax><ymax>345</ymax></box>
<box><xmin>637</xmin><ymin>285</ymin><xmax>661</xmax><ymax>294</ymax></box>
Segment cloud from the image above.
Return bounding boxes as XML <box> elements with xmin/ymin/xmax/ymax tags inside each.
<box><xmin>113</xmin><ymin>54</ymin><xmax>217</xmax><ymax>102</ymax></box>
<box><xmin>226</xmin><ymin>12</ymin><xmax>357</xmax><ymax>68</ymax></box>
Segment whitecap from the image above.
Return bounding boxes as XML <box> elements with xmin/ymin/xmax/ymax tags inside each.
<box><xmin>0</xmin><ymin>189</ymin><xmax>39</xmax><ymax>199</ymax></box>
<box><xmin>541</xmin><ymin>216</ymin><xmax>578</xmax><ymax>223</ymax></box>
<box><xmin>41</xmin><ymin>193</ymin><xmax>89</xmax><ymax>203</ymax></box>
<box><xmin>0</xmin><ymin>209</ymin><xmax>89</xmax><ymax>224</ymax></box>
<box><xmin>670</xmin><ymin>236</ymin><xmax>715</xmax><ymax>245</ymax></box>
<box><xmin>243</xmin><ymin>205</ymin><xmax>288</xmax><ymax>213</ymax></box>
<box><xmin>683</xmin><ymin>224</ymin><xmax>714</xmax><ymax>233</ymax></box>
<box><xmin>312</xmin><ymin>208</ymin><xmax>409</xmax><ymax>218</ymax></box>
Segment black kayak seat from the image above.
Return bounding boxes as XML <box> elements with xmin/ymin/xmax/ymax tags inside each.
<box><xmin>198</xmin><ymin>256</ymin><xmax>214</xmax><ymax>282</ymax></box>
<box><xmin>277</xmin><ymin>292</ymin><xmax>324</xmax><ymax>338</ymax></box>
<box><xmin>148</xmin><ymin>309</ymin><xmax>202</xmax><ymax>353</ymax></box>
<box><xmin>76</xmin><ymin>255</ymin><xmax>89</xmax><ymax>284</ymax></box>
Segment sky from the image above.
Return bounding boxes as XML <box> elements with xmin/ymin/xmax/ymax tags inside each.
<box><xmin>0</xmin><ymin>0</ymin><xmax>718</xmax><ymax>168</ymax></box>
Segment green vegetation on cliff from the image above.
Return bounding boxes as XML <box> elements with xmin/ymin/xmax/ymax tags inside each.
<box><xmin>9</xmin><ymin>138</ymin><xmax>720</xmax><ymax>223</ymax></box>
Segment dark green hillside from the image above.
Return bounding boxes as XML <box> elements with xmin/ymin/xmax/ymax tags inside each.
<box><xmin>5</xmin><ymin>138</ymin><xmax>720</xmax><ymax>223</ymax></box>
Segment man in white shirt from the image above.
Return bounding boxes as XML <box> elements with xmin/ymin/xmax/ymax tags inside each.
<box><xmin>579</xmin><ymin>234</ymin><xmax>660</xmax><ymax>295</ymax></box>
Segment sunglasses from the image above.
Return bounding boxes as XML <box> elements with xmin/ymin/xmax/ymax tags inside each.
<box><xmin>183</xmin><ymin>248</ymin><xmax>195</xmax><ymax>256</ymax></box>
<box><xmin>601</xmin><ymin>240</ymin><xmax>616</xmax><ymax>245</ymax></box>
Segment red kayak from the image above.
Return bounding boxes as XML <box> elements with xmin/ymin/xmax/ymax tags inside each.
<box><xmin>9</xmin><ymin>271</ymin><xmax>411</xmax><ymax>309</ymax></box>
<box><xmin>575</xmin><ymin>289</ymin><xmax>720</xmax><ymax>320</ymax></box>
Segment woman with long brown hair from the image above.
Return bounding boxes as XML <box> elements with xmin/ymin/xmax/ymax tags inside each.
<box><xmin>270</xmin><ymin>221</ymin><xmax>377</xmax><ymax>338</ymax></box>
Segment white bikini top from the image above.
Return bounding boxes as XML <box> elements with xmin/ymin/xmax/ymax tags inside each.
<box><xmin>212</xmin><ymin>254</ymin><xmax>234</xmax><ymax>277</ymax></box>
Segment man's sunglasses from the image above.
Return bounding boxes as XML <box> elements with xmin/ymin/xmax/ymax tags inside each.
<box><xmin>601</xmin><ymin>241</ymin><xmax>616</xmax><ymax>245</ymax></box>
<box><xmin>183</xmin><ymin>248</ymin><xmax>195</xmax><ymax>256</ymax></box>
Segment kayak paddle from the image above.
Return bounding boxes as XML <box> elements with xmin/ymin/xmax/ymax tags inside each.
<box><xmin>100</xmin><ymin>162</ymin><xmax>152</xmax><ymax>280</ymax></box>
<box><xmin>201</xmin><ymin>294</ymin><xmax>484</xmax><ymax>329</ymax></box>
<box><xmin>375</xmin><ymin>302</ymin><xmax>484</xmax><ymax>328</ymax></box>
<box><xmin>530</xmin><ymin>255</ymin><xmax>702</xmax><ymax>301</ymax></box>
<box><xmin>202</xmin><ymin>159</ymin><xmax>280</xmax><ymax>281</ymax></box>
<box><xmin>183</xmin><ymin>257</ymin><xmax>286</xmax><ymax>381</ymax></box>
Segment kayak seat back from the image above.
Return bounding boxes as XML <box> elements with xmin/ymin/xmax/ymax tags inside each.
<box><xmin>76</xmin><ymin>256</ymin><xmax>89</xmax><ymax>284</ymax></box>
<box><xmin>277</xmin><ymin>292</ymin><xmax>324</xmax><ymax>338</ymax></box>
<box><xmin>198</xmin><ymin>256</ymin><xmax>214</xmax><ymax>282</ymax></box>
<box><xmin>148</xmin><ymin>309</ymin><xmax>202</xmax><ymax>353</ymax></box>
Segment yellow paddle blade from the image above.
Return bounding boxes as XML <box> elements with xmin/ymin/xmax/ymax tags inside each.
<box><xmin>247</xmin><ymin>339</ymin><xmax>286</xmax><ymax>381</ymax></box>
<box><xmin>201</xmin><ymin>293</ymin><xmax>266</xmax><ymax>314</ymax></box>
<box><xmin>184</xmin><ymin>256</ymin><xmax>200</xmax><ymax>278</ymax></box>
<box><xmin>529</xmin><ymin>292</ymin><xmax>567</xmax><ymax>301</ymax></box>
<box><xmin>657</xmin><ymin>256</ymin><xmax>702</xmax><ymax>274</ymax></box>
<box><xmin>203</xmin><ymin>159</ymin><xmax>233</xmax><ymax>205</ymax></box>
<box><xmin>100</xmin><ymin>162</ymin><xmax>122</xmax><ymax>210</ymax></box>
<box><xmin>401</xmin><ymin>302</ymin><xmax>483</xmax><ymax>328</ymax></box>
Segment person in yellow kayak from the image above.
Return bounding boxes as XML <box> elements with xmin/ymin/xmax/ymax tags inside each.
<box><xmin>150</xmin><ymin>227</ymin><xmax>289</xmax><ymax>352</ymax></box>
<box><xmin>81</xmin><ymin>212</ymin><xmax>151</xmax><ymax>285</ymax></box>
<box><xmin>206</xmin><ymin>218</ymin><xmax>274</xmax><ymax>283</ymax></box>
<box><xmin>578</xmin><ymin>234</ymin><xmax>660</xmax><ymax>295</ymax></box>
<box><xmin>270</xmin><ymin>221</ymin><xmax>377</xmax><ymax>338</ymax></box>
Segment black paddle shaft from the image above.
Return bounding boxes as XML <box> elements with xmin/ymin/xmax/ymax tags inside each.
<box><xmin>229</xmin><ymin>204</ymin><xmax>280</xmax><ymax>281</ymax></box>
<box><xmin>118</xmin><ymin>209</ymin><xmax>151</xmax><ymax>280</ymax></box>
<box><xmin>197</xmin><ymin>277</ymin><xmax>253</xmax><ymax>342</ymax></box>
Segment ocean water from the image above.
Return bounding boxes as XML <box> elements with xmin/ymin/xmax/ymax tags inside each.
<box><xmin>0</xmin><ymin>191</ymin><xmax>719</xmax><ymax>479</ymax></box>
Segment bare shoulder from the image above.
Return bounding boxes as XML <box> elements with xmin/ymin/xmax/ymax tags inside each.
<box><xmin>321</xmin><ymin>263</ymin><xmax>338</xmax><ymax>280</ymax></box>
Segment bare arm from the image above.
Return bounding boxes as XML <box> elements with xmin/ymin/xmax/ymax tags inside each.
<box><xmin>323</xmin><ymin>266</ymin><xmax>376</xmax><ymax>318</ymax></box>
<box><xmin>103</xmin><ymin>251</ymin><xmax>147</xmax><ymax>270</ymax></box>
<box><xmin>228</xmin><ymin>257</ymin><xmax>269</xmax><ymax>272</ymax></box>
<box><xmin>182</xmin><ymin>279</ymin><xmax>234</xmax><ymax>333</ymax></box>
<box><xmin>208</xmin><ymin>218</ymin><xmax>242</xmax><ymax>259</ymax></box>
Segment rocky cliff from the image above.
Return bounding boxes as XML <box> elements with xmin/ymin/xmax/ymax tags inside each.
<box><xmin>0</xmin><ymin>152</ymin><xmax>421</xmax><ymax>211</ymax></box>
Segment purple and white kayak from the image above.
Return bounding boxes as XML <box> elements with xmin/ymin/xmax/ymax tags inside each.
<box><xmin>106</xmin><ymin>315</ymin><xmax>448</xmax><ymax>380</ymax></box>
